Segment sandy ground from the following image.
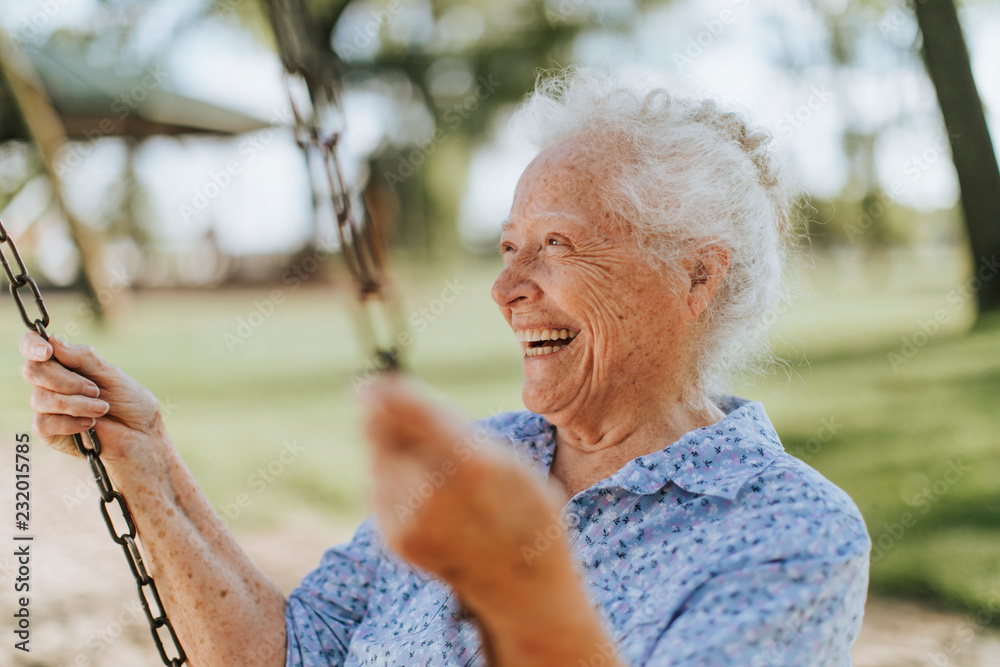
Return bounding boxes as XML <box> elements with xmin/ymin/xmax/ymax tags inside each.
<box><xmin>3</xmin><ymin>447</ymin><xmax>1000</xmax><ymax>666</ymax></box>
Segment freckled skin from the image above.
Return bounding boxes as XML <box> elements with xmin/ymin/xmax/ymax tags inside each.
<box><xmin>493</xmin><ymin>134</ymin><xmax>731</xmax><ymax>501</ymax></box>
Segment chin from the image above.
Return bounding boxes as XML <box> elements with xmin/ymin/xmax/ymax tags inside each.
<box><xmin>521</xmin><ymin>383</ymin><xmax>561</xmax><ymax>416</ymax></box>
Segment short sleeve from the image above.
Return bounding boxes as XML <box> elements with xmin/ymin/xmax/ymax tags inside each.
<box><xmin>285</xmin><ymin>517</ymin><xmax>382</xmax><ymax>667</ymax></box>
<box><xmin>640</xmin><ymin>511</ymin><xmax>870</xmax><ymax>666</ymax></box>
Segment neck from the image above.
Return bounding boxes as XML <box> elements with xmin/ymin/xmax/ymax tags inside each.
<box><xmin>546</xmin><ymin>386</ymin><xmax>725</xmax><ymax>503</ymax></box>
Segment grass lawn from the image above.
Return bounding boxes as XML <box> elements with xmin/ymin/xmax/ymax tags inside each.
<box><xmin>0</xmin><ymin>247</ymin><xmax>996</xmax><ymax>614</ymax></box>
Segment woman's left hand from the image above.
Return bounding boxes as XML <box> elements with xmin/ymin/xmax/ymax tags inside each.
<box><xmin>361</xmin><ymin>377</ymin><xmax>625</xmax><ymax>667</ymax></box>
<box><xmin>361</xmin><ymin>377</ymin><xmax>566</xmax><ymax>607</ymax></box>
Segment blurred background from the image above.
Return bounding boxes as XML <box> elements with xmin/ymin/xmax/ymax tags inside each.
<box><xmin>0</xmin><ymin>0</ymin><xmax>998</xmax><ymax>665</ymax></box>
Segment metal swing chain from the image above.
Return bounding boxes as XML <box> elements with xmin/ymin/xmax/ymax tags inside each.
<box><xmin>266</xmin><ymin>0</ymin><xmax>406</xmax><ymax>371</ymax></box>
<box><xmin>0</xmin><ymin>218</ymin><xmax>186</xmax><ymax>667</ymax></box>
<box><xmin>288</xmin><ymin>79</ymin><xmax>403</xmax><ymax>370</ymax></box>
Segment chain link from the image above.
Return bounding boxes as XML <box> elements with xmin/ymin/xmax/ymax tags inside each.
<box><xmin>266</xmin><ymin>0</ymin><xmax>406</xmax><ymax>370</ymax></box>
<box><xmin>0</xmin><ymin>217</ymin><xmax>186</xmax><ymax>666</ymax></box>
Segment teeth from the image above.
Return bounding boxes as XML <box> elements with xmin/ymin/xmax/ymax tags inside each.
<box><xmin>524</xmin><ymin>344</ymin><xmax>566</xmax><ymax>357</ymax></box>
<box><xmin>516</xmin><ymin>328</ymin><xmax>579</xmax><ymax>343</ymax></box>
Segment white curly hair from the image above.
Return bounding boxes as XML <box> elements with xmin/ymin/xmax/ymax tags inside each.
<box><xmin>509</xmin><ymin>67</ymin><xmax>795</xmax><ymax>399</ymax></box>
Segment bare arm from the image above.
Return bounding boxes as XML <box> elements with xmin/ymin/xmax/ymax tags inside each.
<box><xmin>20</xmin><ymin>332</ymin><xmax>286</xmax><ymax>666</ymax></box>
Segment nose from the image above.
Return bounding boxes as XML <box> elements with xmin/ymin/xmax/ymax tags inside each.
<box><xmin>491</xmin><ymin>256</ymin><xmax>541</xmax><ymax>309</ymax></box>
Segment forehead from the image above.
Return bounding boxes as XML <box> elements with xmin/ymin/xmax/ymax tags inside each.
<box><xmin>505</xmin><ymin>134</ymin><xmax>626</xmax><ymax>236</ymax></box>
<box><xmin>501</xmin><ymin>211</ymin><xmax>593</xmax><ymax>236</ymax></box>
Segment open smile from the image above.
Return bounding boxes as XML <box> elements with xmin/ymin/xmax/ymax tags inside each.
<box><xmin>516</xmin><ymin>328</ymin><xmax>579</xmax><ymax>358</ymax></box>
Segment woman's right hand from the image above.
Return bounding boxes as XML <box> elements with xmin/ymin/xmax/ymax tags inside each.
<box><xmin>22</xmin><ymin>331</ymin><xmax>288</xmax><ymax>666</ymax></box>
<box><xmin>20</xmin><ymin>332</ymin><xmax>163</xmax><ymax>466</ymax></box>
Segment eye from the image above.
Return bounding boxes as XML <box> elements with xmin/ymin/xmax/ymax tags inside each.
<box><xmin>498</xmin><ymin>241</ymin><xmax>516</xmax><ymax>254</ymax></box>
<box><xmin>545</xmin><ymin>235</ymin><xmax>570</xmax><ymax>247</ymax></box>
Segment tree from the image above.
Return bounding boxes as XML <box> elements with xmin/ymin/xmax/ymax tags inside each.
<box><xmin>914</xmin><ymin>0</ymin><xmax>1000</xmax><ymax>315</ymax></box>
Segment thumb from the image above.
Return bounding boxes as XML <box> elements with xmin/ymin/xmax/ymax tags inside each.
<box><xmin>18</xmin><ymin>331</ymin><xmax>52</xmax><ymax>362</ymax></box>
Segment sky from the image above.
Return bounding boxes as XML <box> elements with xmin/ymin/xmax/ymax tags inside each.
<box><xmin>1</xmin><ymin>0</ymin><xmax>998</xmax><ymax>263</ymax></box>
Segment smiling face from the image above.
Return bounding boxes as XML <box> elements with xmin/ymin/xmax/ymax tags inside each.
<box><xmin>492</xmin><ymin>134</ymin><xmax>699</xmax><ymax>426</ymax></box>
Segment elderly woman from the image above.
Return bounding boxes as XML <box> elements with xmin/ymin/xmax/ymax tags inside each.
<box><xmin>19</xmin><ymin>69</ymin><xmax>869</xmax><ymax>666</ymax></box>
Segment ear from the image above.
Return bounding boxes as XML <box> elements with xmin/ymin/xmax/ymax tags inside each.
<box><xmin>681</xmin><ymin>242</ymin><xmax>730</xmax><ymax>323</ymax></box>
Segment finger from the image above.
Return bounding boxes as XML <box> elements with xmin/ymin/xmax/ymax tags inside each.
<box><xmin>33</xmin><ymin>412</ymin><xmax>97</xmax><ymax>438</ymax></box>
<box><xmin>30</xmin><ymin>387</ymin><xmax>110</xmax><ymax>419</ymax></box>
<box><xmin>362</xmin><ymin>381</ymin><xmax>427</xmax><ymax>454</ymax></box>
<box><xmin>49</xmin><ymin>336</ymin><xmax>108</xmax><ymax>377</ymax></box>
<box><xmin>19</xmin><ymin>331</ymin><xmax>52</xmax><ymax>362</ymax></box>
<box><xmin>22</xmin><ymin>360</ymin><xmax>101</xmax><ymax>398</ymax></box>
<box><xmin>370</xmin><ymin>449</ymin><xmax>421</xmax><ymax>527</ymax></box>
<box><xmin>362</xmin><ymin>380</ymin><xmax>466</xmax><ymax>467</ymax></box>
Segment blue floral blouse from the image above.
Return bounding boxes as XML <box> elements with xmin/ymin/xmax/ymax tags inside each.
<box><xmin>285</xmin><ymin>396</ymin><xmax>871</xmax><ymax>666</ymax></box>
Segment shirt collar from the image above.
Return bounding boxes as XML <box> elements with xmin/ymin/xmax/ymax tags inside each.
<box><xmin>502</xmin><ymin>396</ymin><xmax>783</xmax><ymax>501</ymax></box>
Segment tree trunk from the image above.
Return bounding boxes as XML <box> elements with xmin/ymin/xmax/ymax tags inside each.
<box><xmin>914</xmin><ymin>0</ymin><xmax>1000</xmax><ymax>315</ymax></box>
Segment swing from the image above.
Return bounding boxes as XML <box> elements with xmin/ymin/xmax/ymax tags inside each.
<box><xmin>0</xmin><ymin>0</ymin><xmax>404</xmax><ymax>663</ymax></box>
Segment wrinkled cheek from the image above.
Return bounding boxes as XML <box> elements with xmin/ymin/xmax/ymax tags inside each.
<box><xmin>585</xmin><ymin>305</ymin><xmax>630</xmax><ymax>359</ymax></box>
<box><xmin>588</xmin><ymin>343</ymin><xmax>626</xmax><ymax>389</ymax></box>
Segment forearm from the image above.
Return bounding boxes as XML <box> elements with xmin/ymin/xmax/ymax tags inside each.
<box><xmin>107</xmin><ymin>418</ymin><xmax>287</xmax><ymax>666</ymax></box>
<box><xmin>479</xmin><ymin>606</ymin><xmax>624</xmax><ymax>667</ymax></box>
<box><xmin>465</xmin><ymin>556</ymin><xmax>626</xmax><ymax>667</ymax></box>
